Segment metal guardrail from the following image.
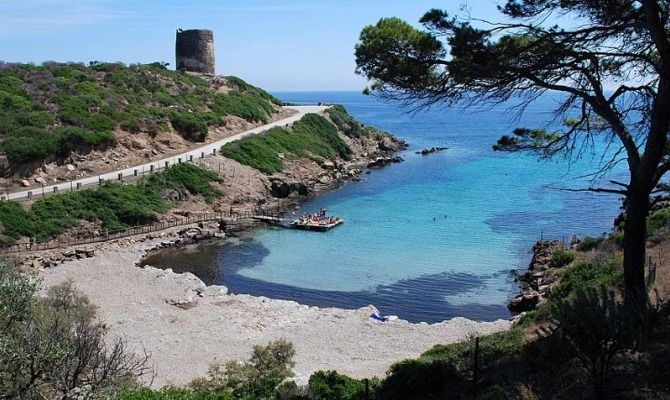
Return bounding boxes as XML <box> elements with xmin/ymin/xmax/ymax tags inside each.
<box><xmin>0</xmin><ymin>209</ymin><xmax>284</xmax><ymax>254</ymax></box>
<box><xmin>0</xmin><ymin>153</ymin><xmax>225</xmax><ymax>203</ymax></box>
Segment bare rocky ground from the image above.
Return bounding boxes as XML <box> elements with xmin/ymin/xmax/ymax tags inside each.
<box><xmin>38</xmin><ymin>235</ymin><xmax>511</xmax><ymax>387</ymax></box>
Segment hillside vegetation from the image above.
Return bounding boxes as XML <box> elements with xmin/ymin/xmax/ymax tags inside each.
<box><xmin>0</xmin><ymin>163</ymin><xmax>222</xmax><ymax>245</ymax></box>
<box><xmin>220</xmin><ymin>113</ymin><xmax>352</xmax><ymax>174</ymax></box>
<box><xmin>0</xmin><ymin>62</ymin><xmax>280</xmax><ymax>166</ymax></box>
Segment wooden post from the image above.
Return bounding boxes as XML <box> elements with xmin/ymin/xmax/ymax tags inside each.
<box><xmin>364</xmin><ymin>378</ymin><xmax>369</xmax><ymax>400</ymax></box>
<box><xmin>473</xmin><ymin>336</ymin><xmax>480</xmax><ymax>399</ymax></box>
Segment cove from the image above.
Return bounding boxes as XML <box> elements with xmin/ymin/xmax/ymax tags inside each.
<box><xmin>142</xmin><ymin>91</ymin><xmax>626</xmax><ymax>323</ymax></box>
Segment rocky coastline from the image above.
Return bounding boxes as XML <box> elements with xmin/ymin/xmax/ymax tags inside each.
<box><xmin>10</xmin><ymin>121</ymin><xmax>408</xmax><ymax>271</ymax></box>
<box><xmin>508</xmin><ymin>240</ymin><xmax>564</xmax><ymax>313</ymax></box>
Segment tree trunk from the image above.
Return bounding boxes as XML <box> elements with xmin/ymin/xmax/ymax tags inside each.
<box><xmin>622</xmin><ymin>188</ymin><xmax>650</xmax><ymax>311</ymax></box>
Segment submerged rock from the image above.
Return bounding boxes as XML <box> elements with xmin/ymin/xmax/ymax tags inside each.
<box><xmin>367</xmin><ymin>156</ymin><xmax>403</xmax><ymax>169</ymax></box>
<box><xmin>416</xmin><ymin>146</ymin><xmax>448</xmax><ymax>155</ymax></box>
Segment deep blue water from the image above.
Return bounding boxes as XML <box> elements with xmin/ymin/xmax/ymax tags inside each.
<box><xmin>142</xmin><ymin>91</ymin><xmax>626</xmax><ymax>323</ymax></box>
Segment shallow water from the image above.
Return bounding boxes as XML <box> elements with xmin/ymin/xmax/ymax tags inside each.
<box><xmin>142</xmin><ymin>91</ymin><xmax>626</xmax><ymax>322</ymax></box>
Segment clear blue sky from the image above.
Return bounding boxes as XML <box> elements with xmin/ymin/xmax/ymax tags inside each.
<box><xmin>1</xmin><ymin>1</ymin><xmax>509</xmax><ymax>91</ymax></box>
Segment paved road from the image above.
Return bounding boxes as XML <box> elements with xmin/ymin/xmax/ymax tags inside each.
<box><xmin>5</xmin><ymin>105</ymin><xmax>327</xmax><ymax>201</ymax></box>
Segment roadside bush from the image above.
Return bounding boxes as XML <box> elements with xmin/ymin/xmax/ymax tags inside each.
<box><xmin>149</xmin><ymin>163</ymin><xmax>223</xmax><ymax>203</ymax></box>
<box><xmin>53</xmin><ymin>126</ymin><xmax>115</xmax><ymax>157</ymax></box>
<box><xmin>648</xmin><ymin>225</ymin><xmax>670</xmax><ymax>246</ymax></box>
<box><xmin>0</xmin><ymin>201</ymin><xmax>38</xmax><ymax>244</ymax></box>
<box><xmin>212</xmin><ymin>92</ymin><xmax>274</xmax><ymax>123</ymax></box>
<box><xmin>0</xmin><ymin>164</ymin><xmax>222</xmax><ymax>244</ymax></box>
<box><xmin>480</xmin><ymin>384</ymin><xmax>512</xmax><ymax>400</ymax></box>
<box><xmin>221</xmin><ymin>114</ymin><xmax>351</xmax><ymax>174</ymax></box>
<box><xmin>0</xmin><ymin>127</ymin><xmax>55</xmax><ymax>164</ymax></box>
<box><xmin>276</xmin><ymin>381</ymin><xmax>310</xmax><ymax>400</ymax></box>
<box><xmin>121</xmin><ymin>116</ymin><xmax>141</xmax><ymax>133</ymax></box>
<box><xmin>30</xmin><ymin>182</ymin><xmax>166</xmax><ymax>236</ymax></box>
<box><xmin>0</xmin><ymin>126</ymin><xmax>115</xmax><ymax>164</ymax></box>
<box><xmin>551</xmin><ymin>249</ymin><xmax>575</xmax><ymax>268</ymax></box>
<box><xmin>170</xmin><ymin>111</ymin><xmax>210</xmax><ymax>142</ymax></box>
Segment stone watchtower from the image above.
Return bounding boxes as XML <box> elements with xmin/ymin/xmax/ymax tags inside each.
<box><xmin>175</xmin><ymin>29</ymin><xmax>215</xmax><ymax>74</ymax></box>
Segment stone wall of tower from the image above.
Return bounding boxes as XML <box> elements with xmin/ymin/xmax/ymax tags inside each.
<box><xmin>175</xmin><ymin>29</ymin><xmax>215</xmax><ymax>74</ymax></box>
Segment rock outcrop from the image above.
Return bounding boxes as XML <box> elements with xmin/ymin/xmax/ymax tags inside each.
<box><xmin>270</xmin><ymin>179</ymin><xmax>309</xmax><ymax>198</ymax></box>
<box><xmin>416</xmin><ymin>146</ymin><xmax>448</xmax><ymax>155</ymax></box>
<box><xmin>367</xmin><ymin>156</ymin><xmax>404</xmax><ymax>169</ymax></box>
<box><xmin>508</xmin><ymin>240</ymin><xmax>564</xmax><ymax>313</ymax></box>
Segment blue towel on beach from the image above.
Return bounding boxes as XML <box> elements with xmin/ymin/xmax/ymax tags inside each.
<box><xmin>370</xmin><ymin>311</ymin><xmax>389</xmax><ymax>322</ymax></box>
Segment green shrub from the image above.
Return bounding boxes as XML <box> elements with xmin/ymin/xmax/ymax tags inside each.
<box><xmin>308</xmin><ymin>370</ymin><xmax>372</xmax><ymax>400</ymax></box>
<box><xmin>480</xmin><ymin>384</ymin><xmax>512</xmax><ymax>400</ymax></box>
<box><xmin>376</xmin><ymin>359</ymin><xmax>465</xmax><ymax>400</ymax></box>
<box><xmin>0</xmin><ymin>164</ymin><xmax>222</xmax><ymax>244</ymax></box>
<box><xmin>326</xmin><ymin>105</ymin><xmax>364</xmax><ymax>138</ymax></box>
<box><xmin>15</xmin><ymin>110</ymin><xmax>55</xmax><ymax>128</ymax></box>
<box><xmin>212</xmin><ymin>92</ymin><xmax>273</xmax><ymax>123</ymax></box>
<box><xmin>548</xmin><ymin>287</ymin><xmax>640</xmax><ymax>396</ymax></box>
<box><xmin>0</xmin><ymin>202</ymin><xmax>38</xmax><ymax>244</ymax></box>
<box><xmin>0</xmin><ymin>269</ymin><xmax>150</xmax><ymax>398</ymax></box>
<box><xmin>52</xmin><ymin>126</ymin><xmax>115</xmax><ymax>157</ymax></box>
<box><xmin>225</xmin><ymin>75</ymin><xmax>283</xmax><ymax>105</ymax></box>
<box><xmin>121</xmin><ymin>116</ymin><xmax>141</xmax><ymax>133</ymax></box>
<box><xmin>0</xmin><ymin>63</ymin><xmax>278</xmax><ymax>167</ymax></box>
<box><xmin>576</xmin><ymin>236</ymin><xmax>604</xmax><ymax>252</ymax></box>
<box><xmin>0</xmin><ymin>127</ymin><xmax>55</xmax><ymax>164</ymax></box>
<box><xmin>551</xmin><ymin>249</ymin><xmax>576</xmax><ymax>268</ymax></box>
<box><xmin>170</xmin><ymin>111</ymin><xmax>210</xmax><ymax>142</ymax></box>
<box><xmin>191</xmin><ymin>339</ymin><xmax>295</xmax><ymax>399</ymax></box>
<box><xmin>149</xmin><ymin>163</ymin><xmax>223</xmax><ymax>203</ymax></box>
<box><xmin>420</xmin><ymin>327</ymin><xmax>525</xmax><ymax>371</ymax></box>
<box><xmin>647</xmin><ymin>208</ymin><xmax>670</xmax><ymax>237</ymax></box>
<box><xmin>117</xmin><ymin>387</ymin><xmax>233</xmax><ymax>400</ymax></box>
<box><xmin>551</xmin><ymin>257</ymin><xmax>623</xmax><ymax>300</ymax></box>
<box><xmin>221</xmin><ymin>113</ymin><xmax>351</xmax><ymax>174</ymax></box>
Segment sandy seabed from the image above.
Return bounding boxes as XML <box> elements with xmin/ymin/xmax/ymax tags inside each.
<box><xmin>39</xmin><ymin>237</ymin><xmax>512</xmax><ymax>387</ymax></box>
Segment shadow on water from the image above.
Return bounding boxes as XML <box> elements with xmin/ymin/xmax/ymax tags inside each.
<box><xmin>140</xmin><ymin>237</ymin><xmax>510</xmax><ymax>323</ymax></box>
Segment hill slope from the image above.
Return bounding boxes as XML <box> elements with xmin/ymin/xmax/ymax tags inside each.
<box><xmin>0</xmin><ymin>62</ymin><xmax>281</xmax><ymax>169</ymax></box>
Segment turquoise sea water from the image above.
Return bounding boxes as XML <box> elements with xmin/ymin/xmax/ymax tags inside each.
<box><xmin>143</xmin><ymin>91</ymin><xmax>626</xmax><ymax>322</ymax></box>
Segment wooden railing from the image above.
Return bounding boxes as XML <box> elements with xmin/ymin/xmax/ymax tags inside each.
<box><xmin>0</xmin><ymin>209</ymin><xmax>285</xmax><ymax>254</ymax></box>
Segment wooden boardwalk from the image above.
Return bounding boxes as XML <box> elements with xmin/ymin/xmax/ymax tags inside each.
<box><xmin>0</xmin><ymin>209</ymin><xmax>283</xmax><ymax>255</ymax></box>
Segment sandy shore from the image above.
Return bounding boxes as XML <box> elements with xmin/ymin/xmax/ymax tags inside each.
<box><xmin>38</xmin><ymin>235</ymin><xmax>512</xmax><ymax>387</ymax></box>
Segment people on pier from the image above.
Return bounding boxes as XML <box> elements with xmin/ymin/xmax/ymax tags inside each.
<box><xmin>295</xmin><ymin>210</ymin><xmax>340</xmax><ymax>226</ymax></box>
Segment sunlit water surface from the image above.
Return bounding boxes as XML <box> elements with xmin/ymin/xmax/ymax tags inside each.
<box><xmin>142</xmin><ymin>92</ymin><xmax>625</xmax><ymax>322</ymax></box>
